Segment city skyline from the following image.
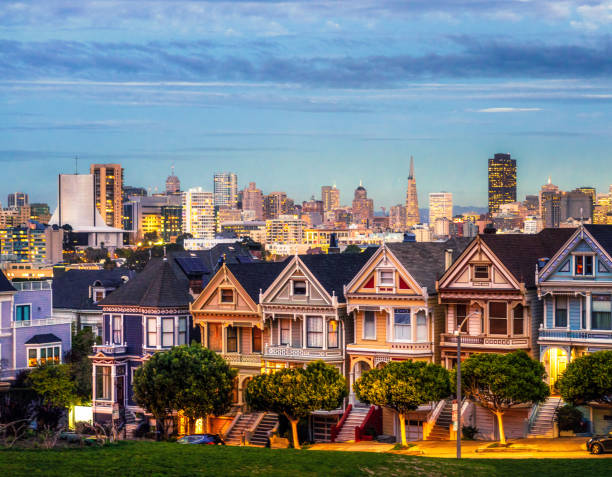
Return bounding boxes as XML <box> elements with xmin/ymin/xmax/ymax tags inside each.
<box><xmin>2</xmin><ymin>2</ymin><xmax>612</xmax><ymax>207</ymax></box>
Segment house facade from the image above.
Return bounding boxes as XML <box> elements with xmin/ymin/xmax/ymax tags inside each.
<box><xmin>91</xmin><ymin>258</ymin><xmax>192</xmax><ymax>425</ymax></box>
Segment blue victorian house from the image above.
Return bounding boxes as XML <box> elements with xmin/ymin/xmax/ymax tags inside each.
<box><xmin>91</xmin><ymin>257</ymin><xmax>192</xmax><ymax>425</ymax></box>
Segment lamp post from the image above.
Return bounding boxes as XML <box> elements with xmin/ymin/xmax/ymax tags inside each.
<box><xmin>455</xmin><ymin>311</ymin><xmax>478</xmax><ymax>459</ymax></box>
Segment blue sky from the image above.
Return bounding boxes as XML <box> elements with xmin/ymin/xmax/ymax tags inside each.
<box><xmin>1</xmin><ymin>1</ymin><xmax>612</xmax><ymax>209</ymax></box>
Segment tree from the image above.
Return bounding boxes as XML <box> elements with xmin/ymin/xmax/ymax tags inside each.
<box><xmin>133</xmin><ymin>345</ymin><xmax>236</xmax><ymax>439</ymax></box>
<box><xmin>451</xmin><ymin>351</ymin><xmax>548</xmax><ymax>444</ymax></box>
<box><xmin>245</xmin><ymin>360</ymin><xmax>347</xmax><ymax>448</ymax></box>
<box><xmin>143</xmin><ymin>231</ymin><xmax>159</xmax><ymax>243</ymax></box>
<box><xmin>65</xmin><ymin>328</ymin><xmax>97</xmax><ymax>402</ymax></box>
<box><xmin>558</xmin><ymin>350</ymin><xmax>612</xmax><ymax>406</ymax></box>
<box><xmin>354</xmin><ymin>360</ymin><xmax>450</xmax><ymax>446</ymax></box>
<box><xmin>26</xmin><ymin>363</ymin><xmax>78</xmax><ymax>409</ymax></box>
<box><xmin>343</xmin><ymin>245</ymin><xmax>362</xmax><ymax>254</ymax></box>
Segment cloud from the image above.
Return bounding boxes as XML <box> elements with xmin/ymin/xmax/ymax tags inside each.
<box><xmin>476</xmin><ymin>107</ymin><xmax>543</xmax><ymax>113</ymax></box>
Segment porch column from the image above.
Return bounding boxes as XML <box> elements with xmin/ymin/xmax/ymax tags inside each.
<box><xmin>302</xmin><ymin>314</ymin><xmax>307</xmax><ymax>347</ymax></box>
<box><xmin>91</xmin><ymin>363</ymin><xmax>96</xmax><ymax>406</ymax></box>
<box><xmin>222</xmin><ymin>325</ymin><xmax>227</xmax><ymax>354</ymax></box>
<box><xmin>586</xmin><ymin>292</ymin><xmax>592</xmax><ymax>330</ymax></box>
<box><xmin>111</xmin><ymin>365</ymin><xmax>116</xmax><ymax>403</ymax></box>
<box><xmin>323</xmin><ymin>316</ymin><xmax>328</xmax><ymax>350</ymax></box>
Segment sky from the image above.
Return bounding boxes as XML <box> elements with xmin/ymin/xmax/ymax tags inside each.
<box><xmin>1</xmin><ymin>1</ymin><xmax>612</xmax><ymax>210</ymax></box>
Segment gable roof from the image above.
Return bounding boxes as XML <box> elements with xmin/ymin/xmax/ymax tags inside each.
<box><xmin>480</xmin><ymin>228</ymin><xmax>576</xmax><ymax>288</ymax></box>
<box><xmin>297</xmin><ymin>248</ymin><xmax>378</xmax><ymax>301</ymax></box>
<box><xmin>227</xmin><ymin>261</ymin><xmax>289</xmax><ymax>302</ymax></box>
<box><xmin>99</xmin><ymin>258</ymin><xmax>192</xmax><ymax>308</ymax></box>
<box><xmin>52</xmin><ymin>269</ymin><xmax>135</xmax><ymax>310</ymax></box>
<box><xmin>386</xmin><ymin>237</ymin><xmax>472</xmax><ymax>292</ymax></box>
<box><xmin>0</xmin><ymin>271</ymin><xmax>16</xmax><ymax>293</ymax></box>
<box><xmin>584</xmin><ymin>225</ymin><xmax>612</xmax><ymax>256</ymax></box>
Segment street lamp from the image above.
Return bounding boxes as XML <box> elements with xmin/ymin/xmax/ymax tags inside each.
<box><xmin>455</xmin><ymin>310</ymin><xmax>479</xmax><ymax>459</ymax></box>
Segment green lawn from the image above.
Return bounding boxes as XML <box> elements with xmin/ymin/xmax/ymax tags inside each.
<box><xmin>0</xmin><ymin>441</ymin><xmax>611</xmax><ymax>477</ymax></box>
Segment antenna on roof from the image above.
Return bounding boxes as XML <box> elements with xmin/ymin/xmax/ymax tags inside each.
<box><xmin>74</xmin><ymin>155</ymin><xmax>78</xmax><ymax>174</ymax></box>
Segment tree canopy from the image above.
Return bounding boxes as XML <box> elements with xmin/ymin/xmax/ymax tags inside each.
<box><xmin>133</xmin><ymin>345</ymin><xmax>236</xmax><ymax>437</ymax></box>
<box><xmin>451</xmin><ymin>351</ymin><xmax>548</xmax><ymax>444</ymax></box>
<box><xmin>558</xmin><ymin>350</ymin><xmax>612</xmax><ymax>406</ymax></box>
<box><xmin>27</xmin><ymin>363</ymin><xmax>78</xmax><ymax>409</ymax></box>
<box><xmin>245</xmin><ymin>360</ymin><xmax>346</xmax><ymax>448</ymax></box>
<box><xmin>354</xmin><ymin>360</ymin><xmax>450</xmax><ymax>446</ymax></box>
<box><xmin>65</xmin><ymin>328</ymin><xmax>98</xmax><ymax>403</ymax></box>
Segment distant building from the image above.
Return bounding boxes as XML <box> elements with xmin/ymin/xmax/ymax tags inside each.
<box><xmin>264</xmin><ymin>192</ymin><xmax>291</xmax><ymax>219</ymax></box>
<box><xmin>429</xmin><ymin>192</ymin><xmax>453</xmax><ymax>225</ymax></box>
<box><xmin>405</xmin><ymin>156</ymin><xmax>419</xmax><ymax>227</ymax></box>
<box><xmin>182</xmin><ymin>187</ymin><xmax>215</xmax><ymax>239</ymax></box>
<box><xmin>165</xmin><ymin>166</ymin><xmax>181</xmax><ymax>194</ymax></box>
<box><xmin>0</xmin><ymin>222</ymin><xmax>48</xmax><ymax>264</ymax></box>
<box><xmin>122</xmin><ymin>194</ymin><xmax>181</xmax><ymax>242</ymax></box>
<box><xmin>242</xmin><ymin>182</ymin><xmax>264</xmax><ymax>220</ymax></box>
<box><xmin>29</xmin><ymin>203</ymin><xmax>51</xmax><ymax>223</ymax></box>
<box><xmin>321</xmin><ymin>185</ymin><xmax>340</xmax><ymax>212</ymax></box>
<box><xmin>221</xmin><ymin>221</ymin><xmax>267</xmax><ymax>244</ymax></box>
<box><xmin>539</xmin><ymin>177</ymin><xmax>559</xmax><ymax>217</ymax></box>
<box><xmin>351</xmin><ymin>182</ymin><xmax>374</xmax><ymax>226</ymax></box>
<box><xmin>122</xmin><ymin>186</ymin><xmax>147</xmax><ymax>203</ymax></box>
<box><xmin>216</xmin><ymin>206</ymin><xmax>242</xmax><ymax>232</ymax></box>
<box><xmin>488</xmin><ymin>153</ymin><xmax>517</xmax><ymax>214</ymax></box>
<box><xmin>8</xmin><ymin>192</ymin><xmax>28</xmax><ymax>208</ymax></box>
<box><xmin>90</xmin><ymin>164</ymin><xmax>124</xmax><ymax>229</ymax></box>
<box><xmin>389</xmin><ymin>204</ymin><xmax>407</xmax><ymax>231</ymax></box>
<box><xmin>576</xmin><ymin>186</ymin><xmax>596</xmax><ymax>206</ymax></box>
<box><xmin>265</xmin><ymin>216</ymin><xmax>305</xmax><ymax>244</ymax></box>
<box><xmin>213</xmin><ymin>172</ymin><xmax>238</xmax><ymax>208</ymax></box>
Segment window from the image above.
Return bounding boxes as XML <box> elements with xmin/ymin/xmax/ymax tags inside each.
<box><xmin>162</xmin><ymin>318</ymin><xmax>174</xmax><ymax>347</ymax></box>
<box><xmin>15</xmin><ymin>304</ymin><xmax>31</xmax><ymax>322</ymax></box>
<box><xmin>307</xmin><ymin>317</ymin><xmax>323</xmax><ymax>348</ymax></box>
<box><xmin>554</xmin><ymin>297</ymin><xmax>568</xmax><ymax>328</ymax></box>
<box><xmin>394</xmin><ymin>310</ymin><xmax>412</xmax><ymax>341</ymax></box>
<box><xmin>364</xmin><ymin>311</ymin><xmax>376</xmax><ymax>339</ymax></box>
<box><xmin>489</xmin><ymin>302</ymin><xmax>507</xmax><ymax>335</ymax></box>
<box><xmin>379</xmin><ymin>270</ymin><xmax>394</xmax><ymax>286</ymax></box>
<box><xmin>513</xmin><ymin>304</ymin><xmax>524</xmax><ymax>335</ymax></box>
<box><xmin>416</xmin><ymin>313</ymin><xmax>428</xmax><ymax>342</ymax></box>
<box><xmin>112</xmin><ymin>315</ymin><xmax>123</xmax><ymax>344</ymax></box>
<box><xmin>592</xmin><ymin>295</ymin><xmax>612</xmax><ymax>330</ymax></box>
<box><xmin>327</xmin><ymin>320</ymin><xmax>339</xmax><ymax>348</ymax></box>
<box><xmin>220</xmin><ymin>289</ymin><xmax>234</xmax><ymax>303</ymax></box>
<box><xmin>27</xmin><ymin>345</ymin><xmax>60</xmax><ymax>367</ymax></box>
<box><xmin>94</xmin><ymin>290</ymin><xmax>105</xmax><ymax>302</ymax></box>
<box><xmin>178</xmin><ymin>317</ymin><xmax>187</xmax><ymax>345</ymax></box>
<box><xmin>456</xmin><ymin>304</ymin><xmax>468</xmax><ymax>333</ymax></box>
<box><xmin>95</xmin><ymin>366</ymin><xmax>111</xmax><ymax>400</ymax></box>
<box><xmin>226</xmin><ymin>326</ymin><xmax>238</xmax><ymax>352</ymax></box>
<box><xmin>280</xmin><ymin>320</ymin><xmax>290</xmax><ymax>345</ymax></box>
<box><xmin>147</xmin><ymin>317</ymin><xmax>157</xmax><ymax>347</ymax></box>
<box><xmin>293</xmin><ymin>281</ymin><xmax>307</xmax><ymax>295</ymax></box>
<box><xmin>575</xmin><ymin>255</ymin><xmax>594</xmax><ymax>276</ymax></box>
<box><xmin>473</xmin><ymin>265</ymin><xmax>490</xmax><ymax>280</ymax></box>
<box><xmin>252</xmin><ymin>327</ymin><xmax>262</xmax><ymax>353</ymax></box>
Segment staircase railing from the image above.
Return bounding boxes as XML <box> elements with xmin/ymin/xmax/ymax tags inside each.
<box><xmin>526</xmin><ymin>403</ymin><xmax>540</xmax><ymax>435</ymax></box>
<box><xmin>222</xmin><ymin>411</ymin><xmax>242</xmax><ymax>440</ymax></box>
<box><xmin>423</xmin><ymin>399</ymin><xmax>446</xmax><ymax>440</ymax></box>
<box><xmin>355</xmin><ymin>406</ymin><xmax>382</xmax><ymax>442</ymax></box>
<box><xmin>244</xmin><ymin>413</ymin><xmax>265</xmax><ymax>446</ymax></box>
<box><xmin>330</xmin><ymin>404</ymin><xmax>352</xmax><ymax>443</ymax></box>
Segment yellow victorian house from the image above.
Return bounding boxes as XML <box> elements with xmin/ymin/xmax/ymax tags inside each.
<box><xmin>343</xmin><ymin>239</ymin><xmax>470</xmax><ymax>442</ymax></box>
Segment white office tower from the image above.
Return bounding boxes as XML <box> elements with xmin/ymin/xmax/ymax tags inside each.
<box><xmin>213</xmin><ymin>172</ymin><xmax>238</xmax><ymax>208</ymax></box>
<box><xmin>182</xmin><ymin>187</ymin><xmax>215</xmax><ymax>239</ymax></box>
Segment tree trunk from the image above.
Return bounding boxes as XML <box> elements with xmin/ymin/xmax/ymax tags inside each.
<box><xmin>288</xmin><ymin>417</ymin><xmax>300</xmax><ymax>449</ymax></box>
<box><xmin>494</xmin><ymin>411</ymin><xmax>506</xmax><ymax>445</ymax></box>
<box><xmin>398</xmin><ymin>413</ymin><xmax>407</xmax><ymax>447</ymax></box>
<box><xmin>205</xmin><ymin>415</ymin><xmax>211</xmax><ymax>433</ymax></box>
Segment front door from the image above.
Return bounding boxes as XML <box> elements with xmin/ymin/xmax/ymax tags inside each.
<box><xmin>116</xmin><ymin>376</ymin><xmax>125</xmax><ymax>408</ymax></box>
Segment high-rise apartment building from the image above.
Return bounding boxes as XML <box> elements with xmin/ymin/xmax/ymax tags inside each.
<box><xmin>166</xmin><ymin>166</ymin><xmax>181</xmax><ymax>194</ymax></box>
<box><xmin>8</xmin><ymin>192</ymin><xmax>28</xmax><ymax>208</ymax></box>
<box><xmin>242</xmin><ymin>182</ymin><xmax>264</xmax><ymax>220</ymax></box>
<box><xmin>351</xmin><ymin>182</ymin><xmax>374</xmax><ymax>226</ymax></box>
<box><xmin>405</xmin><ymin>156</ymin><xmax>419</xmax><ymax>227</ymax></box>
<box><xmin>488</xmin><ymin>153</ymin><xmax>517</xmax><ymax>214</ymax></box>
<box><xmin>264</xmin><ymin>192</ymin><xmax>289</xmax><ymax>219</ymax></box>
<box><xmin>90</xmin><ymin>163</ymin><xmax>124</xmax><ymax>228</ymax></box>
<box><xmin>265</xmin><ymin>216</ymin><xmax>305</xmax><ymax>244</ymax></box>
<box><xmin>182</xmin><ymin>187</ymin><xmax>215</xmax><ymax>239</ymax></box>
<box><xmin>429</xmin><ymin>192</ymin><xmax>453</xmax><ymax>225</ymax></box>
<box><xmin>321</xmin><ymin>184</ymin><xmax>340</xmax><ymax>212</ymax></box>
<box><xmin>213</xmin><ymin>172</ymin><xmax>238</xmax><ymax>208</ymax></box>
<box><xmin>539</xmin><ymin>177</ymin><xmax>560</xmax><ymax>217</ymax></box>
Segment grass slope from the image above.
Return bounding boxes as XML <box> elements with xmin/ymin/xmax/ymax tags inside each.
<box><xmin>0</xmin><ymin>441</ymin><xmax>611</xmax><ymax>477</ymax></box>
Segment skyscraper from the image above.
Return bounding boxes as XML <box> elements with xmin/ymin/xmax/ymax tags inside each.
<box><xmin>405</xmin><ymin>156</ymin><xmax>419</xmax><ymax>227</ymax></box>
<box><xmin>321</xmin><ymin>184</ymin><xmax>340</xmax><ymax>212</ymax></box>
<box><xmin>429</xmin><ymin>192</ymin><xmax>453</xmax><ymax>225</ymax></box>
<box><xmin>8</xmin><ymin>192</ymin><xmax>28</xmax><ymax>208</ymax></box>
<box><xmin>213</xmin><ymin>172</ymin><xmax>238</xmax><ymax>208</ymax></box>
<box><xmin>182</xmin><ymin>187</ymin><xmax>215</xmax><ymax>239</ymax></box>
<box><xmin>90</xmin><ymin>163</ymin><xmax>124</xmax><ymax>228</ymax></box>
<box><xmin>242</xmin><ymin>182</ymin><xmax>264</xmax><ymax>220</ymax></box>
<box><xmin>166</xmin><ymin>166</ymin><xmax>181</xmax><ymax>194</ymax></box>
<box><xmin>488</xmin><ymin>153</ymin><xmax>517</xmax><ymax>214</ymax></box>
<box><xmin>264</xmin><ymin>191</ymin><xmax>289</xmax><ymax>219</ymax></box>
<box><xmin>352</xmin><ymin>182</ymin><xmax>374</xmax><ymax>226</ymax></box>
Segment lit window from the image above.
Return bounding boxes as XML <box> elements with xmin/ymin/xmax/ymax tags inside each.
<box><xmin>94</xmin><ymin>290</ymin><xmax>105</xmax><ymax>302</ymax></box>
<box><xmin>574</xmin><ymin>255</ymin><xmax>594</xmax><ymax>276</ymax></box>
<box><xmin>364</xmin><ymin>311</ymin><xmax>376</xmax><ymax>339</ymax></box>
<box><xmin>27</xmin><ymin>345</ymin><xmax>60</xmax><ymax>367</ymax></box>
<box><xmin>15</xmin><ymin>304</ymin><xmax>31</xmax><ymax>322</ymax></box>
<box><xmin>327</xmin><ymin>320</ymin><xmax>339</xmax><ymax>348</ymax></box>
<box><xmin>379</xmin><ymin>270</ymin><xmax>394</xmax><ymax>286</ymax></box>
<box><xmin>473</xmin><ymin>265</ymin><xmax>490</xmax><ymax>280</ymax></box>
<box><xmin>293</xmin><ymin>281</ymin><xmax>307</xmax><ymax>295</ymax></box>
<box><xmin>220</xmin><ymin>289</ymin><xmax>234</xmax><ymax>303</ymax></box>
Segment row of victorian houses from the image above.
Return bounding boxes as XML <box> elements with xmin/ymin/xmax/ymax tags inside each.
<box><xmin>4</xmin><ymin>226</ymin><xmax>611</xmax><ymax>444</ymax></box>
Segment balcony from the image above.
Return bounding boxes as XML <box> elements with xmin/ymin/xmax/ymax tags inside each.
<box><xmin>347</xmin><ymin>342</ymin><xmax>433</xmax><ymax>356</ymax></box>
<box><xmin>538</xmin><ymin>328</ymin><xmax>612</xmax><ymax>344</ymax></box>
<box><xmin>11</xmin><ymin>280</ymin><xmax>52</xmax><ymax>291</ymax></box>
<box><xmin>11</xmin><ymin>317</ymin><xmax>72</xmax><ymax>328</ymax></box>
<box><xmin>440</xmin><ymin>333</ymin><xmax>529</xmax><ymax>349</ymax></box>
<box><xmin>221</xmin><ymin>353</ymin><xmax>262</xmax><ymax>366</ymax></box>
<box><xmin>93</xmin><ymin>344</ymin><xmax>127</xmax><ymax>355</ymax></box>
<box><xmin>263</xmin><ymin>345</ymin><xmax>343</xmax><ymax>361</ymax></box>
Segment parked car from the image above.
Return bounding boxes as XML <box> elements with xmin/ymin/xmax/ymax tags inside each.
<box><xmin>587</xmin><ymin>432</ymin><xmax>612</xmax><ymax>454</ymax></box>
<box><xmin>177</xmin><ymin>434</ymin><xmax>225</xmax><ymax>445</ymax></box>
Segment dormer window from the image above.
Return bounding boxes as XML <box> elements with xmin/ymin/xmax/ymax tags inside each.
<box><xmin>293</xmin><ymin>280</ymin><xmax>307</xmax><ymax>296</ymax></box>
<box><xmin>473</xmin><ymin>265</ymin><xmax>490</xmax><ymax>281</ymax></box>
<box><xmin>574</xmin><ymin>255</ymin><xmax>594</xmax><ymax>276</ymax></box>
<box><xmin>94</xmin><ymin>290</ymin><xmax>105</xmax><ymax>303</ymax></box>
<box><xmin>379</xmin><ymin>270</ymin><xmax>394</xmax><ymax>286</ymax></box>
<box><xmin>220</xmin><ymin>289</ymin><xmax>235</xmax><ymax>303</ymax></box>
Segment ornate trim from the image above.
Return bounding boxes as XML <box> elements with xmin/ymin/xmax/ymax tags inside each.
<box><xmin>101</xmin><ymin>305</ymin><xmax>188</xmax><ymax>315</ymax></box>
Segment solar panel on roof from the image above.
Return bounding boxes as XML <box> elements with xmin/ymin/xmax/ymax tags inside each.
<box><xmin>175</xmin><ymin>256</ymin><xmax>209</xmax><ymax>276</ymax></box>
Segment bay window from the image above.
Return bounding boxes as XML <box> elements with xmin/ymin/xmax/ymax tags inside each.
<box><xmin>307</xmin><ymin>316</ymin><xmax>323</xmax><ymax>348</ymax></box>
<box><xmin>112</xmin><ymin>315</ymin><xmax>123</xmax><ymax>344</ymax></box>
<box><xmin>555</xmin><ymin>297</ymin><xmax>568</xmax><ymax>328</ymax></box>
<box><xmin>327</xmin><ymin>320</ymin><xmax>339</xmax><ymax>348</ymax></box>
<box><xmin>513</xmin><ymin>304</ymin><xmax>524</xmax><ymax>335</ymax></box>
<box><xmin>162</xmin><ymin>318</ymin><xmax>174</xmax><ymax>347</ymax></box>
<box><xmin>592</xmin><ymin>295</ymin><xmax>612</xmax><ymax>330</ymax></box>
<box><xmin>394</xmin><ymin>310</ymin><xmax>412</xmax><ymax>341</ymax></box>
<box><xmin>363</xmin><ymin>311</ymin><xmax>376</xmax><ymax>339</ymax></box>
<box><xmin>95</xmin><ymin>366</ymin><xmax>111</xmax><ymax>400</ymax></box>
<box><xmin>226</xmin><ymin>326</ymin><xmax>238</xmax><ymax>352</ymax></box>
<box><xmin>252</xmin><ymin>327</ymin><xmax>262</xmax><ymax>353</ymax></box>
<box><xmin>489</xmin><ymin>302</ymin><xmax>507</xmax><ymax>335</ymax></box>
<box><xmin>27</xmin><ymin>345</ymin><xmax>60</xmax><ymax>367</ymax></box>
<box><xmin>178</xmin><ymin>317</ymin><xmax>187</xmax><ymax>345</ymax></box>
<box><xmin>456</xmin><ymin>304</ymin><xmax>468</xmax><ymax>333</ymax></box>
<box><xmin>416</xmin><ymin>312</ymin><xmax>428</xmax><ymax>342</ymax></box>
<box><xmin>146</xmin><ymin>317</ymin><xmax>157</xmax><ymax>347</ymax></box>
<box><xmin>280</xmin><ymin>320</ymin><xmax>290</xmax><ymax>345</ymax></box>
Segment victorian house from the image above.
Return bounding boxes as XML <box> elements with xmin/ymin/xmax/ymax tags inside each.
<box><xmin>91</xmin><ymin>257</ymin><xmax>192</xmax><ymax>426</ymax></box>
<box><xmin>342</xmin><ymin>239</ymin><xmax>470</xmax><ymax>442</ymax></box>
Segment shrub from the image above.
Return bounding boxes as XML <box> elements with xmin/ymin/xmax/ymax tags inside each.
<box><xmin>555</xmin><ymin>405</ymin><xmax>585</xmax><ymax>433</ymax></box>
<box><xmin>462</xmin><ymin>425</ymin><xmax>479</xmax><ymax>440</ymax></box>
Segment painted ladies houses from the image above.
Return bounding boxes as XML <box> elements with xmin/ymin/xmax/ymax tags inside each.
<box><xmin>436</xmin><ymin>228</ymin><xmax>575</xmax><ymax>440</ymax></box>
<box><xmin>537</xmin><ymin>225</ymin><xmax>612</xmax><ymax>396</ymax></box>
<box><xmin>190</xmin><ymin>260</ymin><xmax>287</xmax><ymax>409</ymax></box>
<box><xmin>0</xmin><ymin>272</ymin><xmax>72</xmax><ymax>382</ymax></box>
<box><xmin>342</xmin><ymin>239</ymin><xmax>470</xmax><ymax>442</ymax></box>
<box><xmin>91</xmin><ymin>257</ymin><xmax>193</xmax><ymax>425</ymax></box>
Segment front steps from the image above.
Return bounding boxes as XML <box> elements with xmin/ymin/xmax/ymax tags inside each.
<box><xmin>528</xmin><ymin>397</ymin><xmax>563</xmax><ymax>438</ymax></box>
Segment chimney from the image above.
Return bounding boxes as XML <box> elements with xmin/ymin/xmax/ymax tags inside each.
<box><xmin>483</xmin><ymin>223</ymin><xmax>497</xmax><ymax>234</ymax></box>
<box><xmin>328</xmin><ymin>233</ymin><xmax>340</xmax><ymax>254</ymax></box>
<box><xmin>445</xmin><ymin>249</ymin><xmax>453</xmax><ymax>270</ymax></box>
